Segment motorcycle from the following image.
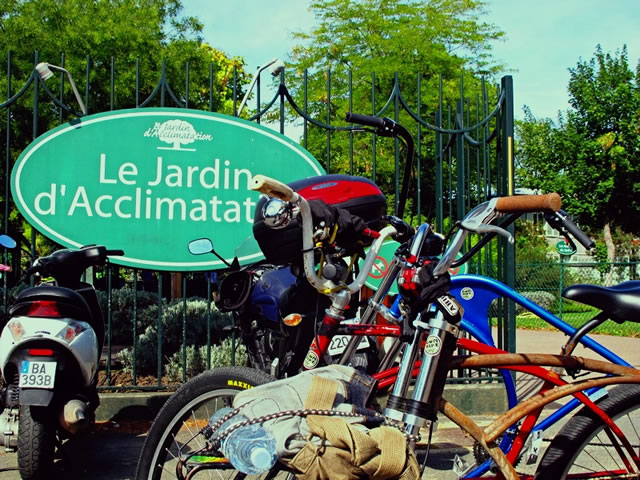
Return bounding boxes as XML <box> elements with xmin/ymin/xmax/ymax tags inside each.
<box><xmin>0</xmin><ymin>244</ymin><xmax>123</xmax><ymax>479</ymax></box>
<box><xmin>187</xmin><ymin>117</ymin><xmax>427</xmax><ymax>380</ymax></box>
<box><xmin>188</xmin><ymin>236</ymin><xmax>329</xmax><ymax>378</ymax></box>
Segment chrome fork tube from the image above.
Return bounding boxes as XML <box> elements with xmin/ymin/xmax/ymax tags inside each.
<box><xmin>403</xmin><ymin>311</ymin><xmax>459</xmax><ymax>435</ymax></box>
<box><xmin>383</xmin><ymin>312</ymin><xmax>427</xmax><ymax>422</ymax></box>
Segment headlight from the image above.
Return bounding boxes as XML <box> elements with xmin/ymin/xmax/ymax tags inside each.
<box><xmin>262</xmin><ymin>198</ymin><xmax>294</xmax><ymax>229</ymax></box>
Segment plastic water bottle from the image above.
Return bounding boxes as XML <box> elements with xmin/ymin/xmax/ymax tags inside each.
<box><xmin>209</xmin><ymin>407</ymin><xmax>278</xmax><ymax>474</ymax></box>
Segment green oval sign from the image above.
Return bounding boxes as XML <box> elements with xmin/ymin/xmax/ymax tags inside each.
<box><xmin>11</xmin><ymin>108</ymin><xmax>324</xmax><ymax>271</ymax></box>
<box><xmin>556</xmin><ymin>240</ymin><xmax>577</xmax><ymax>256</ymax></box>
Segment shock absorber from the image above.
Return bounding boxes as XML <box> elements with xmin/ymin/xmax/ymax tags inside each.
<box><xmin>384</xmin><ymin>294</ymin><xmax>464</xmax><ymax>435</ymax></box>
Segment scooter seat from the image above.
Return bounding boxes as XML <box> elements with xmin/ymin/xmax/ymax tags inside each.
<box><xmin>562</xmin><ymin>283</ymin><xmax>640</xmax><ymax>324</ymax></box>
<box><xmin>11</xmin><ymin>285</ymin><xmax>94</xmax><ymax>320</ymax></box>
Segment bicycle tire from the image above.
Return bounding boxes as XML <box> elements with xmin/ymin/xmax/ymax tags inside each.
<box><xmin>535</xmin><ymin>383</ymin><xmax>640</xmax><ymax>479</ymax></box>
<box><xmin>135</xmin><ymin>366</ymin><xmax>295</xmax><ymax>480</ymax></box>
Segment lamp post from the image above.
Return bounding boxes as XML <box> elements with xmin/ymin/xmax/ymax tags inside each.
<box><xmin>237</xmin><ymin>58</ymin><xmax>285</xmax><ymax>117</ymax></box>
<box><xmin>35</xmin><ymin>62</ymin><xmax>87</xmax><ymax>115</ymax></box>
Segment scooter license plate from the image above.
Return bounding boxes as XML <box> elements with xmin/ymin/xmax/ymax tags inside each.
<box><xmin>327</xmin><ymin>335</ymin><xmax>370</xmax><ymax>356</ymax></box>
<box><xmin>19</xmin><ymin>361</ymin><xmax>57</xmax><ymax>389</ymax></box>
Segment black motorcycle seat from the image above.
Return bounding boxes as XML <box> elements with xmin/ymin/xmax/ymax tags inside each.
<box><xmin>562</xmin><ymin>283</ymin><xmax>640</xmax><ymax>323</ymax></box>
<box><xmin>11</xmin><ymin>285</ymin><xmax>94</xmax><ymax>320</ymax></box>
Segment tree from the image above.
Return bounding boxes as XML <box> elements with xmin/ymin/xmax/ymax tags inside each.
<box><xmin>515</xmin><ymin>45</ymin><xmax>640</xmax><ymax>264</ymax></box>
<box><xmin>283</xmin><ymin>0</ymin><xmax>505</xmax><ymax>220</ymax></box>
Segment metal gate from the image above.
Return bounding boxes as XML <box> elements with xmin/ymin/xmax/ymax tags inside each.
<box><xmin>0</xmin><ymin>52</ymin><xmax>514</xmax><ymax>389</ymax></box>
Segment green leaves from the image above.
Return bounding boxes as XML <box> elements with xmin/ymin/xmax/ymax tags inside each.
<box><xmin>516</xmin><ymin>45</ymin><xmax>640</xmax><ymax>260</ymax></box>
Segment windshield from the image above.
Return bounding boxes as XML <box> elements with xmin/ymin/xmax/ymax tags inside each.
<box><xmin>234</xmin><ymin>235</ymin><xmax>264</xmax><ymax>264</ymax></box>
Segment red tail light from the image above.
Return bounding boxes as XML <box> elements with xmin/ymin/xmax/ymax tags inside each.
<box><xmin>27</xmin><ymin>300</ymin><xmax>62</xmax><ymax>318</ymax></box>
<box><xmin>28</xmin><ymin>348</ymin><xmax>55</xmax><ymax>356</ymax></box>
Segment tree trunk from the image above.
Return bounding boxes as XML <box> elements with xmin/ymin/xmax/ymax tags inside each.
<box><xmin>603</xmin><ymin>221</ymin><xmax>616</xmax><ymax>285</ymax></box>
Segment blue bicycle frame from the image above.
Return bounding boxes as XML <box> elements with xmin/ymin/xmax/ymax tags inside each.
<box><xmin>450</xmin><ymin>274</ymin><xmax>630</xmax><ymax>477</ymax></box>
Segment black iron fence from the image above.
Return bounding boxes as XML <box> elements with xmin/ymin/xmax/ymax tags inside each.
<box><xmin>0</xmin><ymin>52</ymin><xmax>515</xmax><ymax>390</ymax></box>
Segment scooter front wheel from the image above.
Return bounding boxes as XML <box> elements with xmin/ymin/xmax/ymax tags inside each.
<box><xmin>135</xmin><ymin>366</ymin><xmax>295</xmax><ymax>480</ymax></box>
<box><xmin>17</xmin><ymin>405</ymin><xmax>56</xmax><ymax>480</ymax></box>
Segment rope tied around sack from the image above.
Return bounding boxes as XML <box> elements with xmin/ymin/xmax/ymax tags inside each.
<box><xmin>202</xmin><ymin>405</ymin><xmax>421</xmax><ymax>452</ymax></box>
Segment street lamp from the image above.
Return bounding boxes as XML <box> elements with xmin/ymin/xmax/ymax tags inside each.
<box><xmin>35</xmin><ymin>62</ymin><xmax>87</xmax><ymax>115</ymax></box>
<box><xmin>237</xmin><ymin>58</ymin><xmax>285</xmax><ymax>116</ymax></box>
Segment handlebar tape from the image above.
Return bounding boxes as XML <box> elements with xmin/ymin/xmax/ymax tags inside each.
<box><xmin>345</xmin><ymin>112</ymin><xmax>386</xmax><ymax>129</ymax></box>
<box><xmin>495</xmin><ymin>193</ymin><xmax>561</xmax><ymax>213</ymax></box>
<box><xmin>250</xmin><ymin>175</ymin><xmax>295</xmax><ymax>202</ymax></box>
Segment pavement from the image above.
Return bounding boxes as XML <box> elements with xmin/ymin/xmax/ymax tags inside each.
<box><xmin>0</xmin><ymin>328</ymin><xmax>638</xmax><ymax>479</ymax></box>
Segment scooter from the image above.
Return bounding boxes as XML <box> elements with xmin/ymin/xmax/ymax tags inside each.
<box><xmin>0</xmin><ymin>244</ymin><xmax>123</xmax><ymax>479</ymax></box>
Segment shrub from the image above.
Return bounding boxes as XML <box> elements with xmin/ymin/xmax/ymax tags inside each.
<box><xmin>96</xmin><ymin>287</ymin><xmax>161</xmax><ymax>345</ymax></box>
<box><xmin>118</xmin><ymin>297</ymin><xmax>233</xmax><ymax>374</ymax></box>
<box><xmin>516</xmin><ymin>291</ymin><xmax>556</xmax><ymax>315</ymax></box>
<box><xmin>164</xmin><ymin>339</ymin><xmax>248</xmax><ymax>382</ymax></box>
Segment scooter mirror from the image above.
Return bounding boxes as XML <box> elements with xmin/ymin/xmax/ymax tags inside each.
<box><xmin>0</xmin><ymin>234</ymin><xmax>16</xmax><ymax>249</ymax></box>
<box><xmin>188</xmin><ymin>238</ymin><xmax>214</xmax><ymax>255</ymax></box>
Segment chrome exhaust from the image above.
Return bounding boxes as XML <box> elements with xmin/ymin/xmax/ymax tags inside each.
<box><xmin>59</xmin><ymin>398</ymin><xmax>91</xmax><ymax>435</ymax></box>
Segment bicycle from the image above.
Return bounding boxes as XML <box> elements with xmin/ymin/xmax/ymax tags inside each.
<box><xmin>136</xmin><ymin>118</ymin><xmax>640</xmax><ymax>479</ymax></box>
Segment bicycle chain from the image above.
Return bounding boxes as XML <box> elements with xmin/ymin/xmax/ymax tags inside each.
<box><xmin>202</xmin><ymin>405</ymin><xmax>421</xmax><ymax>451</ymax></box>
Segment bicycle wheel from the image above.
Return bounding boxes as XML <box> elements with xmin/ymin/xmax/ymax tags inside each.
<box><xmin>135</xmin><ymin>366</ymin><xmax>294</xmax><ymax>480</ymax></box>
<box><xmin>535</xmin><ymin>383</ymin><xmax>640</xmax><ymax>479</ymax></box>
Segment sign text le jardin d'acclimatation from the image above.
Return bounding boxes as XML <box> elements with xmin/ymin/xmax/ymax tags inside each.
<box><xmin>11</xmin><ymin>108</ymin><xmax>324</xmax><ymax>271</ymax></box>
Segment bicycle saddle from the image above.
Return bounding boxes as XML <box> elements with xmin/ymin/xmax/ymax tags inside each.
<box><xmin>562</xmin><ymin>282</ymin><xmax>640</xmax><ymax>323</ymax></box>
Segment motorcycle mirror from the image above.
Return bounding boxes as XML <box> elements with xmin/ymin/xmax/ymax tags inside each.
<box><xmin>188</xmin><ymin>238</ymin><xmax>214</xmax><ymax>255</ymax></box>
<box><xmin>188</xmin><ymin>238</ymin><xmax>234</xmax><ymax>268</ymax></box>
<box><xmin>0</xmin><ymin>234</ymin><xmax>16</xmax><ymax>249</ymax></box>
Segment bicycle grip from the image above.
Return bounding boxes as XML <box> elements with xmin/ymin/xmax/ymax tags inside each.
<box><xmin>560</xmin><ymin>215</ymin><xmax>595</xmax><ymax>249</ymax></box>
<box><xmin>250</xmin><ymin>175</ymin><xmax>295</xmax><ymax>202</ymax></box>
<box><xmin>495</xmin><ymin>193</ymin><xmax>561</xmax><ymax>213</ymax></box>
<box><xmin>345</xmin><ymin>112</ymin><xmax>386</xmax><ymax>129</ymax></box>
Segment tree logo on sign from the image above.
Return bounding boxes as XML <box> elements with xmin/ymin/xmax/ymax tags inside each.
<box><xmin>144</xmin><ymin>120</ymin><xmax>213</xmax><ymax>151</ymax></box>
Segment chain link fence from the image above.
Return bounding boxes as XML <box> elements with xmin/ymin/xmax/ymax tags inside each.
<box><xmin>510</xmin><ymin>260</ymin><xmax>640</xmax><ymax>333</ymax></box>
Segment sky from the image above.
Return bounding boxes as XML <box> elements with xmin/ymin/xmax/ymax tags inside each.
<box><xmin>181</xmin><ymin>0</ymin><xmax>640</xmax><ymax>122</ymax></box>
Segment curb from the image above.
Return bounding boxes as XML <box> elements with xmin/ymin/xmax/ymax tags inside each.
<box><xmin>96</xmin><ymin>383</ymin><xmax>507</xmax><ymax>423</ymax></box>
<box><xmin>96</xmin><ymin>391</ymin><xmax>174</xmax><ymax>422</ymax></box>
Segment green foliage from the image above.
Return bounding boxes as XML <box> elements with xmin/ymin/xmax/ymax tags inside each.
<box><xmin>284</xmin><ymin>0</ymin><xmax>506</xmax><ymax>217</ymax></box>
<box><xmin>513</xmin><ymin>221</ymin><xmax>579</xmax><ymax>293</ymax></box>
<box><xmin>95</xmin><ymin>287</ymin><xmax>160</xmax><ymax>345</ymax></box>
<box><xmin>515</xmin><ymin>291</ymin><xmax>556</xmax><ymax>315</ymax></box>
<box><xmin>593</xmin><ymin>242</ymin><xmax>612</xmax><ymax>278</ymax></box>
<box><xmin>117</xmin><ymin>297</ymin><xmax>233</xmax><ymax>374</ymax></box>
<box><xmin>515</xmin><ymin>45</ymin><xmax>640</xmax><ymax>259</ymax></box>
<box><xmin>164</xmin><ymin>339</ymin><xmax>248</xmax><ymax>382</ymax></box>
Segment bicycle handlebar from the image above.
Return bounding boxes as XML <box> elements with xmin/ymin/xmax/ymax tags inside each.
<box><xmin>558</xmin><ymin>214</ymin><xmax>594</xmax><ymax>249</ymax></box>
<box><xmin>495</xmin><ymin>193</ymin><xmax>561</xmax><ymax>213</ymax></box>
<box><xmin>345</xmin><ymin>112</ymin><xmax>387</xmax><ymax>129</ymax></box>
<box><xmin>545</xmin><ymin>210</ymin><xmax>595</xmax><ymax>250</ymax></box>
<box><xmin>433</xmin><ymin>193</ymin><xmax>563</xmax><ymax>277</ymax></box>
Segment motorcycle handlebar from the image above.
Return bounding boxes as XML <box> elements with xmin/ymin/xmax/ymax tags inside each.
<box><xmin>106</xmin><ymin>249</ymin><xmax>125</xmax><ymax>257</ymax></box>
<box><xmin>251</xmin><ymin>173</ymin><xmax>397</xmax><ymax>296</ymax></box>
<box><xmin>250</xmin><ymin>175</ymin><xmax>297</xmax><ymax>202</ymax></box>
